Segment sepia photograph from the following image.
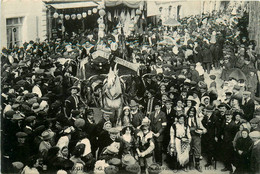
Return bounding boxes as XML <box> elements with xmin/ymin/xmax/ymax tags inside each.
<box><xmin>1</xmin><ymin>0</ymin><xmax>260</xmax><ymax>173</ymax></box>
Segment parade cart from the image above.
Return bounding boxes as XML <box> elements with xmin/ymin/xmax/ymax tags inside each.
<box><xmin>89</xmin><ymin>50</ymin><xmax>112</xmax><ymax>72</ymax></box>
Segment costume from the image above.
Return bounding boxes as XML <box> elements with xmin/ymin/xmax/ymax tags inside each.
<box><xmin>169</xmin><ymin>122</ymin><xmax>191</xmax><ymax>168</ymax></box>
<box><xmin>136</xmin><ymin>130</ymin><xmax>155</xmax><ymax>171</ymax></box>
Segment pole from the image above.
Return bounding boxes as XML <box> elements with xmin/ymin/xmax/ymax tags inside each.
<box><xmin>47</xmin><ymin>5</ymin><xmax>52</xmax><ymax>42</ymax></box>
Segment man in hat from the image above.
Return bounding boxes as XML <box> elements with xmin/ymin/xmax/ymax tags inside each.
<box><xmin>23</xmin><ymin>116</ymin><xmax>36</xmax><ymax>135</ymax></box>
<box><xmin>201</xmin><ymin>105</ymin><xmax>219</xmax><ymax>167</ymax></box>
<box><xmin>249</xmin><ymin>131</ymin><xmax>260</xmax><ymax>174</ymax></box>
<box><xmin>219</xmin><ymin>110</ymin><xmax>237</xmax><ymax>173</ymax></box>
<box><xmin>64</xmin><ymin>86</ymin><xmax>81</xmax><ymax>118</ymax></box>
<box><xmin>187</xmin><ymin>106</ymin><xmax>206</xmax><ymax>172</ymax></box>
<box><xmin>250</xmin><ymin>118</ymin><xmax>260</xmax><ymax>132</ymax></box>
<box><xmin>224</xmin><ymin>91</ymin><xmax>232</xmax><ymax>105</ymax></box>
<box><xmin>96</xmin><ymin>108</ymin><xmax>114</xmax><ymax>134</ymax></box>
<box><xmin>144</xmin><ymin>89</ymin><xmax>158</xmax><ymax>116</ymax></box>
<box><xmin>129</xmin><ymin>100</ymin><xmax>144</xmax><ymax>128</ymax></box>
<box><xmin>188</xmin><ymin>63</ymin><xmax>200</xmax><ymax>82</ymax></box>
<box><xmin>99</xmin><ymin>128</ymin><xmax>121</xmax><ymax>160</ymax></box>
<box><xmin>136</xmin><ymin>117</ymin><xmax>155</xmax><ymax>173</ymax></box>
<box><xmin>84</xmin><ymin>109</ymin><xmax>98</xmax><ymax>154</ymax></box>
<box><xmin>162</xmin><ymin>99</ymin><xmax>177</xmax><ymax>152</ymax></box>
<box><xmin>39</xmin><ymin>130</ymin><xmax>55</xmax><ymax>158</ymax></box>
<box><xmin>149</xmin><ymin>103</ymin><xmax>167</xmax><ymax>166</ymax></box>
<box><xmin>241</xmin><ymin>91</ymin><xmax>255</xmax><ymax>122</ymax></box>
<box><xmin>11</xmin><ymin>132</ymin><xmax>30</xmax><ymax>164</ymax></box>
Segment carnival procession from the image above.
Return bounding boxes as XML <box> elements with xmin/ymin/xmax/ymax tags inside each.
<box><xmin>1</xmin><ymin>0</ymin><xmax>260</xmax><ymax>174</ymax></box>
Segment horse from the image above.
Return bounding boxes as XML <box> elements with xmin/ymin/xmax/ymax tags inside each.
<box><xmin>102</xmin><ymin>64</ymin><xmax>124</xmax><ymax>126</ymax></box>
<box><xmin>123</xmin><ymin>74</ymin><xmax>146</xmax><ymax>104</ymax></box>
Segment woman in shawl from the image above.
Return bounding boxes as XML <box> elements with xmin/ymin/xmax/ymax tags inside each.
<box><xmin>169</xmin><ymin>114</ymin><xmax>191</xmax><ymax>172</ymax></box>
<box><xmin>234</xmin><ymin>129</ymin><xmax>253</xmax><ymax>174</ymax></box>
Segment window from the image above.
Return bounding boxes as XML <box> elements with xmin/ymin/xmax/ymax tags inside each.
<box><xmin>6</xmin><ymin>17</ymin><xmax>23</xmax><ymax>49</ymax></box>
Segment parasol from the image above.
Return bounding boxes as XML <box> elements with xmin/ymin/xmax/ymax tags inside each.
<box><xmin>229</xmin><ymin>68</ymin><xmax>247</xmax><ymax>81</ymax></box>
<box><xmin>163</xmin><ymin>18</ymin><xmax>181</xmax><ymax>27</ymax></box>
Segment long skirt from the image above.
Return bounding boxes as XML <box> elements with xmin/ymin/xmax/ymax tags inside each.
<box><xmin>175</xmin><ymin>138</ymin><xmax>190</xmax><ymax>166</ymax></box>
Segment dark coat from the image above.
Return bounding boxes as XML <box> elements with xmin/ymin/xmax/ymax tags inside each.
<box><xmin>235</xmin><ymin>136</ymin><xmax>253</xmax><ymax>171</ymax></box>
<box><xmin>149</xmin><ymin>110</ymin><xmax>167</xmax><ymax>142</ymax></box>
<box><xmin>131</xmin><ymin>112</ymin><xmax>144</xmax><ymax>128</ymax></box>
<box><xmin>241</xmin><ymin>98</ymin><xmax>255</xmax><ymax>122</ymax></box>
<box><xmin>250</xmin><ymin>142</ymin><xmax>260</xmax><ymax>174</ymax></box>
<box><xmin>202</xmin><ymin>48</ymin><xmax>213</xmax><ymax>63</ymax></box>
<box><xmin>65</xmin><ymin>95</ymin><xmax>80</xmax><ymax>116</ymax></box>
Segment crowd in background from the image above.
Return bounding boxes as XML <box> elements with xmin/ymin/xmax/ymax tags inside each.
<box><xmin>1</xmin><ymin>9</ymin><xmax>260</xmax><ymax>174</ymax></box>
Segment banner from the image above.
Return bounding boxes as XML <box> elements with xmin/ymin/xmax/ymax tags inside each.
<box><xmin>92</xmin><ymin>50</ymin><xmax>110</xmax><ymax>59</ymax></box>
<box><xmin>114</xmin><ymin>57</ymin><xmax>140</xmax><ymax>72</ymax></box>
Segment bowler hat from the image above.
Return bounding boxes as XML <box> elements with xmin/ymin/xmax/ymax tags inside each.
<box><xmin>25</xmin><ymin>116</ymin><xmax>36</xmax><ymax>123</ymax></box>
<box><xmin>31</xmin><ymin>103</ymin><xmax>41</xmax><ymax>113</ymax></box>
<box><xmin>205</xmin><ymin>105</ymin><xmax>215</xmax><ymax>111</ymax></box>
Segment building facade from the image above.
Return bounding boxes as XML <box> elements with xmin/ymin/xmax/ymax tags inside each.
<box><xmin>1</xmin><ymin>0</ymin><xmax>48</xmax><ymax>49</ymax></box>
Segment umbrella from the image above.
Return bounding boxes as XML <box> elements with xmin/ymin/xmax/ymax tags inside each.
<box><xmin>163</xmin><ymin>18</ymin><xmax>181</xmax><ymax>27</ymax></box>
<box><xmin>229</xmin><ymin>68</ymin><xmax>247</xmax><ymax>81</ymax></box>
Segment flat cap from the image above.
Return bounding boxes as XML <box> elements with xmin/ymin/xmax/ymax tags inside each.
<box><xmin>16</xmin><ymin>132</ymin><xmax>28</xmax><ymax>138</ymax></box>
<box><xmin>249</xmin><ymin>131</ymin><xmax>260</xmax><ymax>139</ymax></box>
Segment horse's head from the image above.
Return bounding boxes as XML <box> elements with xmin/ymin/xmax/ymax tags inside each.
<box><xmin>105</xmin><ymin>64</ymin><xmax>122</xmax><ymax>100</ymax></box>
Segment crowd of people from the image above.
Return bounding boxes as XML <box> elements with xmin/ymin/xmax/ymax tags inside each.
<box><xmin>1</xmin><ymin>6</ymin><xmax>260</xmax><ymax>174</ymax></box>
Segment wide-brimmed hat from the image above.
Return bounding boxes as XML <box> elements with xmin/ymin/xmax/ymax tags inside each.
<box><xmin>186</xmin><ymin>96</ymin><xmax>197</xmax><ymax>105</ymax></box>
<box><xmin>122</xmin><ymin>154</ymin><xmax>136</xmax><ymax>166</ymax></box>
<box><xmin>123</xmin><ymin>106</ymin><xmax>130</xmax><ymax>111</ymax></box>
<box><xmin>41</xmin><ymin>130</ymin><xmax>54</xmax><ymax>141</ymax></box>
<box><xmin>129</xmin><ymin>100</ymin><xmax>138</xmax><ymax>107</ymax></box>
<box><xmin>12</xmin><ymin>113</ymin><xmax>24</xmax><ymax>120</ymax></box>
